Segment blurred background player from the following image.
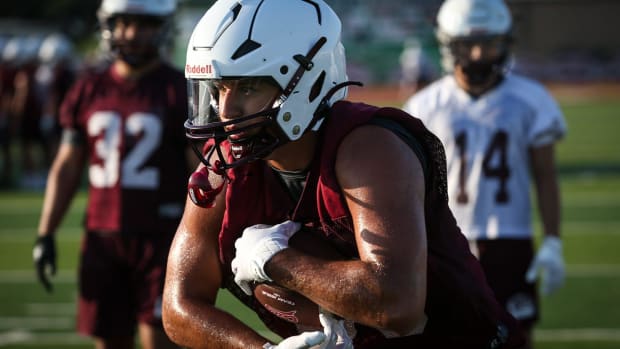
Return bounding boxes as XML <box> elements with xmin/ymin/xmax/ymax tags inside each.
<box><xmin>35</xmin><ymin>32</ymin><xmax>77</xmax><ymax>171</ymax></box>
<box><xmin>398</xmin><ymin>37</ymin><xmax>439</xmax><ymax>99</ymax></box>
<box><xmin>0</xmin><ymin>36</ymin><xmax>47</xmax><ymax>188</ymax></box>
<box><xmin>403</xmin><ymin>0</ymin><xmax>567</xmax><ymax>347</ymax></box>
<box><xmin>2</xmin><ymin>36</ymin><xmax>47</xmax><ymax>189</ymax></box>
<box><xmin>0</xmin><ymin>36</ymin><xmax>13</xmax><ymax>187</ymax></box>
<box><xmin>32</xmin><ymin>0</ymin><xmax>191</xmax><ymax>348</ymax></box>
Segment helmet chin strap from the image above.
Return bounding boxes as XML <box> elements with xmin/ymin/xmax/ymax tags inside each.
<box><xmin>308</xmin><ymin>80</ymin><xmax>363</xmax><ymax>131</ymax></box>
<box><xmin>116</xmin><ymin>49</ymin><xmax>159</xmax><ymax>68</ymax></box>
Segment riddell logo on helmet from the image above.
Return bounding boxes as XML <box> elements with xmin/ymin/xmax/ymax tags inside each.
<box><xmin>185</xmin><ymin>64</ymin><xmax>213</xmax><ymax>75</ymax></box>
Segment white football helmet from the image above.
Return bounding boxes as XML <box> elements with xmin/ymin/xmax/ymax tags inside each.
<box><xmin>184</xmin><ymin>0</ymin><xmax>351</xmax><ymax>170</ymax></box>
<box><xmin>2</xmin><ymin>36</ymin><xmax>42</xmax><ymax>67</ymax></box>
<box><xmin>436</xmin><ymin>0</ymin><xmax>512</xmax><ymax>73</ymax></box>
<box><xmin>2</xmin><ymin>37</ymin><xmax>21</xmax><ymax>65</ymax></box>
<box><xmin>97</xmin><ymin>0</ymin><xmax>176</xmax><ymax>66</ymax></box>
<box><xmin>38</xmin><ymin>33</ymin><xmax>74</xmax><ymax>65</ymax></box>
<box><xmin>0</xmin><ymin>37</ymin><xmax>7</xmax><ymax>63</ymax></box>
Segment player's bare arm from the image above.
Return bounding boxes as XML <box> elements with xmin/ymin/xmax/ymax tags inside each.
<box><xmin>38</xmin><ymin>140</ymin><xmax>86</xmax><ymax>237</ymax></box>
<box><xmin>163</xmin><ymin>165</ymin><xmax>272</xmax><ymax>349</ymax></box>
<box><xmin>266</xmin><ymin>125</ymin><xmax>428</xmax><ymax>336</ymax></box>
<box><xmin>530</xmin><ymin>144</ymin><xmax>561</xmax><ymax>238</ymax></box>
<box><xmin>35</xmin><ymin>140</ymin><xmax>86</xmax><ymax>292</ymax></box>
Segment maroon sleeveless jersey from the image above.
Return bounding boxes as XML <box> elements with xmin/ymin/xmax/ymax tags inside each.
<box><xmin>59</xmin><ymin>63</ymin><xmax>189</xmax><ymax>234</ymax></box>
<box><xmin>216</xmin><ymin>101</ymin><xmax>523</xmax><ymax>348</ymax></box>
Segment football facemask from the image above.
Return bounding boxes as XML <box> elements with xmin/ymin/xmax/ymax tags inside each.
<box><xmin>185</xmin><ymin>78</ymin><xmax>285</xmax><ymax>172</ymax></box>
<box><xmin>102</xmin><ymin>14</ymin><xmax>170</xmax><ymax>67</ymax></box>
<box><xmin>450</xmin><ymin>35</ymin><xmax>510</xmax><ymax>86</ymax></box>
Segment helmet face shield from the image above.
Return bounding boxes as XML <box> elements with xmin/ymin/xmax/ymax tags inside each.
<box><xmin>185</xmin><ymin>78</ymin><xmax>284</xmax><ymax>170</ymax></box>
<box><xmin>447</xmin><ymin>35</ymin><xmax>508</xmax><ymax>63</ymax></box>
<box><xmin>187</xmin><ymin>79</ymin><xmax>219</xmax><ymax>128</ymax></box>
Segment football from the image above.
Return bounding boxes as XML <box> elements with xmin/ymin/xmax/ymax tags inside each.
<box><xmin>252</xmin><ymin>226</ymin><xmax>347</xmax><ymax>330</ymax></box>
<box><xmin>254</xmin><ymin>282</ymin><xmax>322</xmax><ymax>330</ymax></box>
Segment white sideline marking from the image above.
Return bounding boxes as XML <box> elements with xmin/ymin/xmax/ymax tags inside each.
<box><xmin>0</xmin><ymin>270</ymin><xmax>76</xmax><ymax>283</ymax></box>
<box><xmin>0</xmin><ymin>317</ymin><xmax>73</xmax><ymax>330</ymax></box>
<box><xmin>0</xmin><ymin>228</ymin><xmax>82</xmax><ymax>241</ymax></box>
<box><xmin>535</xmin><ymin>328</ymin><xmax>620</xmax><ymax>341</ymax></box>
<box><xmin>568</xmin><ymin>264</ymin><xmax>620</xmax><ymax>277</ymax></box>
<box><xmin>564</xmin><ymin>221</ymin><xmax>620</xmax><ymax>234</ymax></box>
<box><xmin>1</xmin><ymin>328</ymin><xmax>619</xmax><ymax>346</ymax></box>
<box><xmin>0</xmin><ymin>330</ymin><xmax>89</xmax><ymax>346</ymax></box>
<box><xmin>0</xmin><ymin>265</ymin><xmax>615</xmax><ymax>284</ymax></box>
<box><xmin>3</xmin><ymin>220</ymin><xmax>620</xmax><ymax>239</ymax></box>
<box><xmin>25</xmin><ymin>303</ymin><xmax>75</xmax><ymax>316</ymax></box>
<box><xmin>0</xmin><ymin>330</ymin><xmax>32</xmax><ymax>346</ymax></box>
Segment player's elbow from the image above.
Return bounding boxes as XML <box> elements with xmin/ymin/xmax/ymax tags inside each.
<box><xmin>161</xmin><ymin>294</ymin><xmax>185</xmax><ymax>346</ymax></box>
<box><xmin>379</xmin><ymin>294</ymin><xmax>427</xmax><ymax>337</ymax></box>
<box><xmin>161</xmin><ymin>306</ymin><xmax>178</xmax><ymax>344</ymax></box>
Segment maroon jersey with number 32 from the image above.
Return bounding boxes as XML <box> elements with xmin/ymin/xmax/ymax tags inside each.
<box><xmin>59</xmin><ymin>63</ymin><xmax>189</xmax><ymax>234</ymax></box>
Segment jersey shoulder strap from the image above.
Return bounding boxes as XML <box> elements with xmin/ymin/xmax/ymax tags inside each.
<box><xmin>368</xmin><ymin>116</ymin><xmax>429</xmax><ymax>181</ymax></box>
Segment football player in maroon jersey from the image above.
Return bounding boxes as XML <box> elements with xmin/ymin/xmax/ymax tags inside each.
<box><xmin>36</xmin><ymin>33</ymin><xmax>77</xmax><ymax>172</ymax></box>
<box><xmin>33</xmin><ymin>0</ymin><xmax>191</xmax><ymax>348</ymax></box>
<box><xmin>0</xmin><ymin>37</ymin><xmax>17</xmax><ymax>187</ymax></box>
<box><xmin>162</xmin><ymin>1</ymin><xmax>524</xmax><ymax>348</ymax></box>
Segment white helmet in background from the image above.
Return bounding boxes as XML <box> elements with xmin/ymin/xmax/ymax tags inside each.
<box><xmin>185</xmin><ymin>0</ymin><xmax>350</xmax><ymax>170</ymax></box>
<box><xmin>98</xmin><ymin>0</ymin><xmax>176</xmax><ymax>18</ymax></box>
<box><xmin>38</xmin><ymin>33</ymin><xmax>73</xmax><ymax>65</ymax></box>
<box><xmin>436</xmin><ymin>0</ymin><xmax>512</xmax><ymax>74</ymax></box>
<box><xmin>0</xmin><ymin>37</ymin><xmax>8</xmax><ymax>63</ymax></box>
<box><xmin>97</xmin><ymin>0</ymin><xmax>177</xmax><ymax>66</ymax></box>
<box><xmin>2</xmin><ymin>36</ymin><xmax>42</xmax><ymax>67</ymax></box>
<box><xmin>2</xmin><ymin>37</ymin><xmax>20</xmax><ymax>65</ymax></box>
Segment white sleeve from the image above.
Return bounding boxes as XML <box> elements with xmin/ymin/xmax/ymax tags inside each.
<box><xmin>402</xmin><ymin>90</ymin><xmax>431</xmax><ymax>124</ymax></box>
<box><xmin>525</xmin><ymin>83</ymin><xmax>567</xmax><ymax>147</ymax></box>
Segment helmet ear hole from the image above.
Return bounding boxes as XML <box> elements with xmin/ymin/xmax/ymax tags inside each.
<box><xmin>309</xmin><ymin>71</ymin><xmax>326</xmax><ymax>103</ymax></box>
<box><xmin>280</xmin><ymin>65</ymin><xmax>289</xmax><ymax>75</ymax></box>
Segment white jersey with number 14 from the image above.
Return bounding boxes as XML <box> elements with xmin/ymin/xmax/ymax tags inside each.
<box><xmin>403</xmin><ymin>74</ymin><xmax>566</xmax><ymax>240</ymax></box>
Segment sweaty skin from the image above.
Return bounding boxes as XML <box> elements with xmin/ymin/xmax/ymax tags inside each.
<box><xmin>163</xmin><ymin>131</ymin><xmax>429</xmax><ymax>348</ymax></box>
<box><xmin>266</xmin><ymin>125</ymin><xmax>428</xmax><ymax>335</ymax></box>
<box><xmin>163</xmin><ymin>80</ymin><xmax>429</xmax><ymax>348</ymax></box>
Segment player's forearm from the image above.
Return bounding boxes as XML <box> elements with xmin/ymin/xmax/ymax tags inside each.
<box><xmin>37</xmin><ymin>148</ymin><xmax>84</xmax><ymax>236</ymax></box>
<box><xmin>162</xmin><ymin>296</ymin><xmax>270</xmax><ymax>349</ymax></box>
<box><xmin>536</xmin><ymin>177</ymin><xmax>561</xmax><ymax>238</ymax></box>
<box><xmin>531</xmin><ymin>145</ymin><xmax>561</xmax><ymax>238</ymax></box>
<box><xmin>266</xmin><ymin>249</ymin><xmax>427</xmax><ymax>336</ymax></box>
<box><xmin>164</xmin><ymin>220</ymin><xmax>270</xmax><ymax>348</ymax></box>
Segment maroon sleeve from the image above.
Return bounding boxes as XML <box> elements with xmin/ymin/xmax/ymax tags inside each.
<box><xmin>58</xmin><ymin>75</ymin><xmax>89</xmax><ymax>131</ymax></box>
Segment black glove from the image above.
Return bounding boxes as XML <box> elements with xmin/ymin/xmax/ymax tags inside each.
<box><xmin>33</xmin><ymin>235</ymin><xmax>56</xmax><ymax>293</ymax></box>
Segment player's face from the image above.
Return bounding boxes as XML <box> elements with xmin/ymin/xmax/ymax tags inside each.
<box><xmin>451</xmin><ymin>35</ymin><xmax>507</xmax><ymax>95</ymax></box>
<box><xmin>111</xmin><ymin>15</ymin><xmax>162</xmax><ymax>66</ymax></box>
<box><xmin>215</xmin><ymin>78</ymin><xmax>281</xmax><ymax>141</ymax></box>
<box><xmin>450</xmin><ymin>36</ymin><xmax>505</xmax><ymax>62</ymax></box>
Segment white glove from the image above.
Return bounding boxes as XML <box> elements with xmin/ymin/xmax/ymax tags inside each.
<box><xmin>526</xmin><ymin>236</ymin><xmax>565</xmax><ymax>295</ymax></box>
<box><xmin>319</xmin><ymin>312</ymin><xmax>354</xmax><ymax>349</ymax></box>
<box><xmin>231</xmin><ymin>220</ymin><xmax>301</xmax><ymax>295</ymax></box>
<box><xmin>263</xmin><ymin>331</ymin><xmax>326</xmax><ymax>349</ymax></box>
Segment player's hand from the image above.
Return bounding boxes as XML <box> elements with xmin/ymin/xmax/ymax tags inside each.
<box><xmin>231</xmin><ymin>220</ymin><xmax>301</xmax><ymax>295</ymax></box>
<box><xmin>526</xmin><ymin>236</ymin><xmax>565</xmax><ymax>295</ymax></box>
<box><xmin>319</xmin><ymin>311</ymin><xmax>354</xmax><ymax>349</ymax></box>
<box><xmin>33</xmin><ymin>235</ymin><xmax>57</xmax><ymax>293</ymax></box>
<box><xmin>263</xmin><ymin>331</ymin><xmax>326</xmax><ymax>349</ymax></box>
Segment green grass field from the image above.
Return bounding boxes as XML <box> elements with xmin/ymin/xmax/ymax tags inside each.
<box><xmin>1</xmin><ymin>96</ymin><xmax>619</xmax><ymax>348</ymax></box>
